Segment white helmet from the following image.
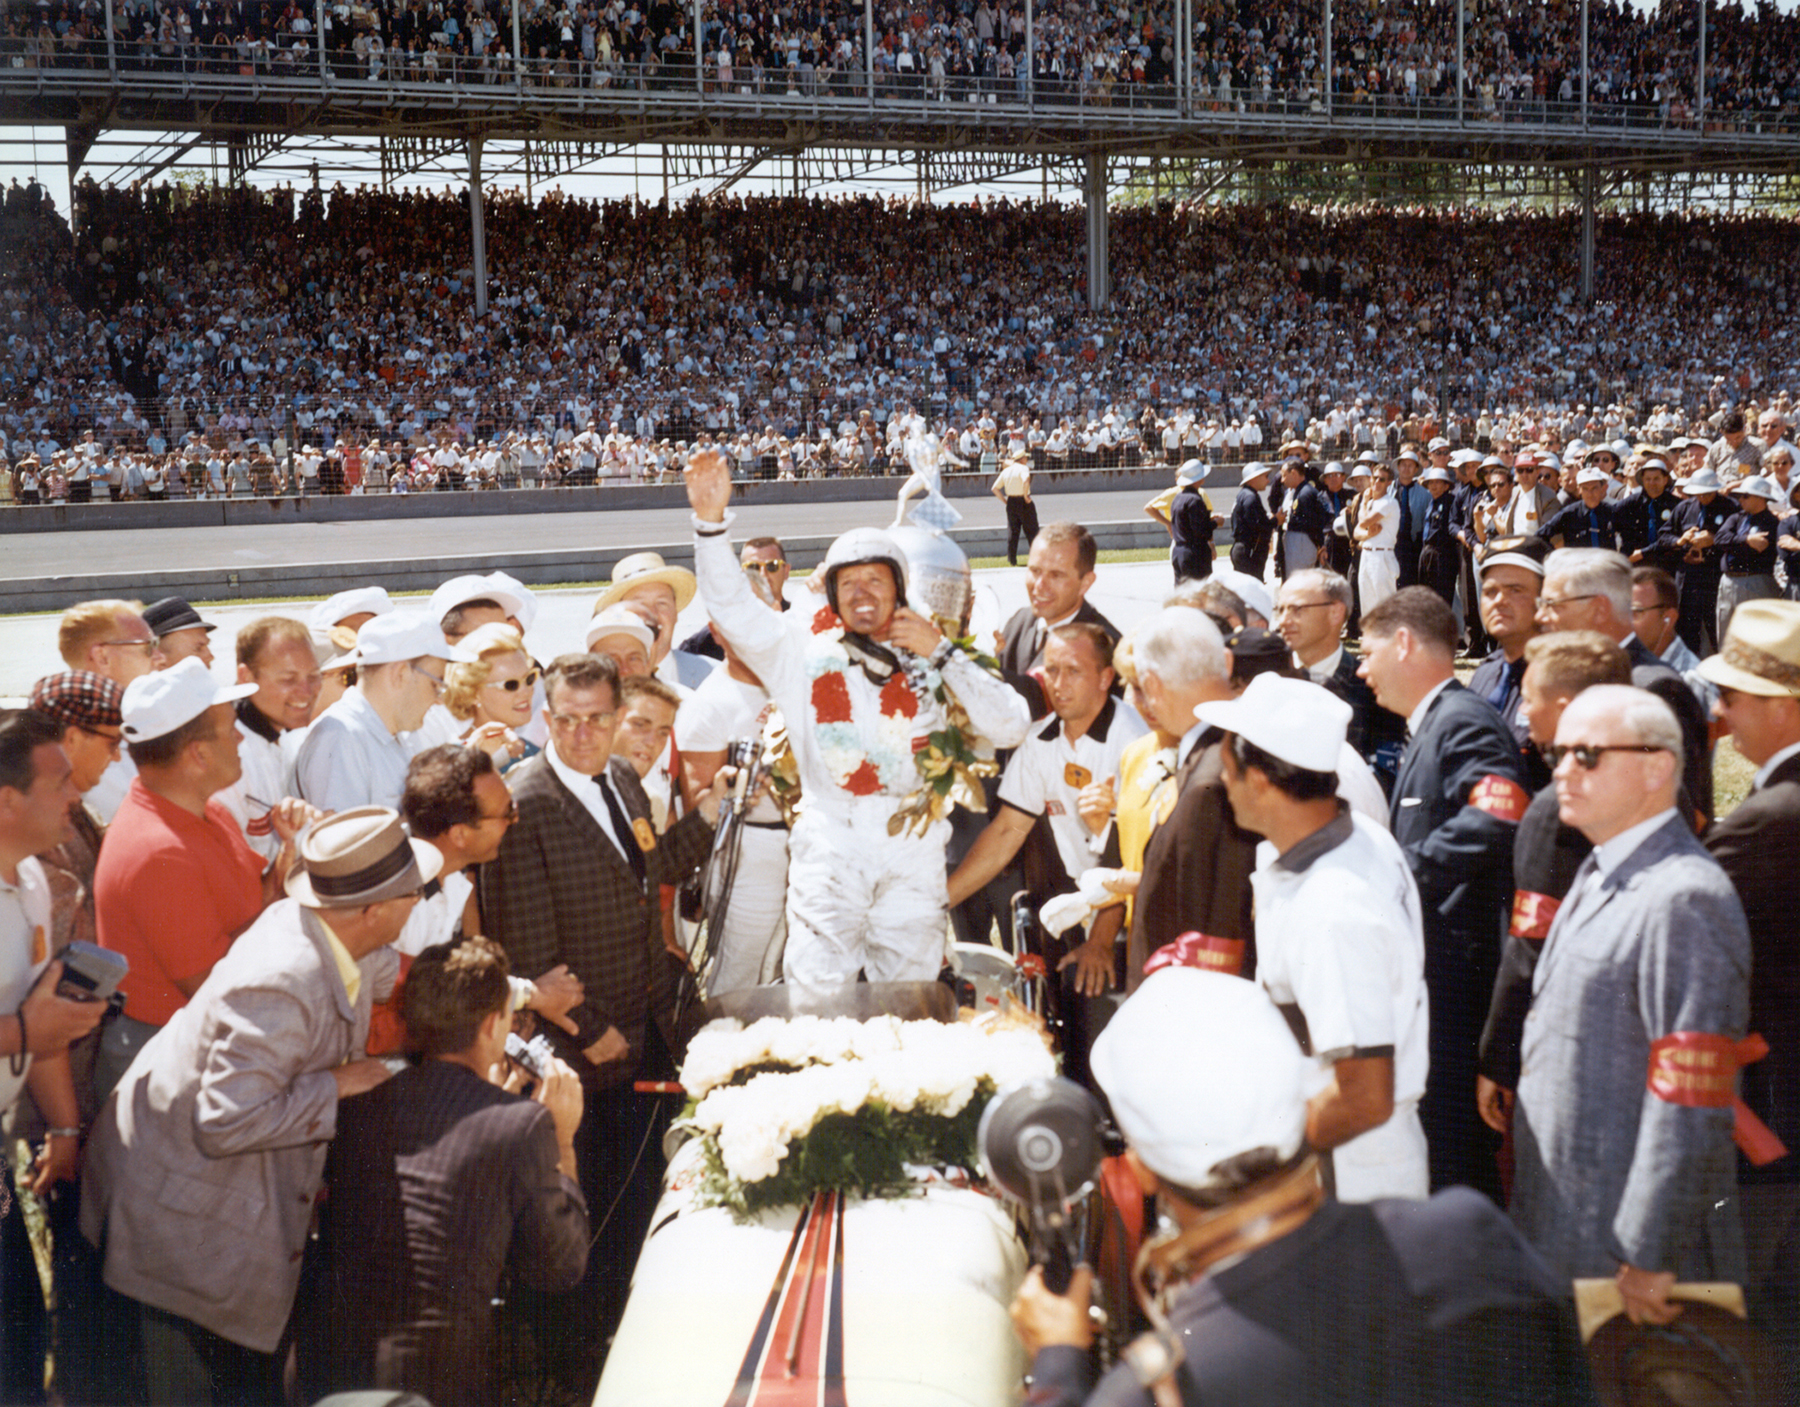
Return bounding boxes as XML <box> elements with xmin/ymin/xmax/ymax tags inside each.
<box><xmin>821</xmin><ymin>527</ymin><xmax>909</xmax><ymax>617</ymax></box>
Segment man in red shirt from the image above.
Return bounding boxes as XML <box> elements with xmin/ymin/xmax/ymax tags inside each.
<box><xmin>93</xmin><ymin>658</ymin><xmax>319</xmax><ymax>1099</ymax></box>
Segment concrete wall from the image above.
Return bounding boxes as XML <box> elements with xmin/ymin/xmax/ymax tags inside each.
<box><xmin>1</xmin><ymin>518</ymin><xmax>1170</xmax><ymax>614</ymax></box>
<box><xmin>0</xmin><ymin>464</ymin><xmax>1176</xmax><ymax>536</ymax></box>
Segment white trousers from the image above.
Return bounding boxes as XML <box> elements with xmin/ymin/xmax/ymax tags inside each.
<box><xmin>783</xmin><ymin>801</ymin><xmax>950</xmax><ymax>985</ymax></box>
<box><xmin>705</xmin><ymin>824</ymin><xmax>790</xmax><ymax>995</ymax></box>
<box><xmin>1358</xmin><ymin>547</ymin><xmax>1400</xmax><ymax>618</ymax></box>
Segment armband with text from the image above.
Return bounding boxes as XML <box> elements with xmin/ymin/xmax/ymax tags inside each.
<box><xmin>1468</xmin><ymin>774</ymin><xmax>1529</xmax><ymax>823</ymax></box>
<box><xmin>1144</xmin><ymin>931</ymin><xmax>1244</xmax><ymax>979</ymax></box>
<box><xmin>1647</xmin><ymin>1032</ymin><xmax>1789</xmax><ymax>1167</ymax></box>
<box><xmin>1509</xmin><ymin>889</ymin><xmax>1560</xmax><ymax>942</ymax></box>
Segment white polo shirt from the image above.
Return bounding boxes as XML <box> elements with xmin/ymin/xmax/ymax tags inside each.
<box><xmin>1250</xmin><ymin>809</ymin><xmax>1429</xmax><ymax>1203</ymax></box>
<box><xmin>0</xmin><ymin>858</ymin><xmax>53</xmax><ymax>1112</ymax></box>
<box><xmin>997</xmin><ymin>696</ymin><xmax>1148</xmax><ymax>884</ymax></box>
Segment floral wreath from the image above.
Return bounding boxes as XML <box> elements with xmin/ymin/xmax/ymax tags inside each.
<box><xmin>805</xmin><ymin>605</ymin><xmax>930</xmax><ymax>797</ymax></box>
<box><xmin>805</xmin><ymin>605</ymin><xmax>998</xmax><ymax>829</ymax></box>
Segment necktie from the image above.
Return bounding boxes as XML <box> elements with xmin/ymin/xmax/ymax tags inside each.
<box><xmin>597</xmin><ymin>773</ymin><xmax>648</xmax><ymax>889</ymax></box>
<box><xmin>1397</xmin><ymin>486</ymin><xmax>1413</xmax><ymax>544</ymax></box>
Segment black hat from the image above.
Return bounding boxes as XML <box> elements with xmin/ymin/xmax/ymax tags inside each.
<box><xmin>1226</xmin><ymin>627</ymin><xmax>1303</xmax><ymax>684</ymax></box>
<box><xmin>141</xmin><ymin>597</ymin><xmax>214</xmax><ymax>637</ymax></box>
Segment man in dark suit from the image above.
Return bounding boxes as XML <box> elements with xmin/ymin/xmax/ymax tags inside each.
<box><xmin>297</xmin><ymin>937</ymin><xmax>589</xmax><ymax>1407</ymax></box>
<box><xmin>1537</xmin><ymin>547</ymin><xmax>1713</xmax><ymax>823</ymax></box>
<box><xmin>1277</xmin><ymin>566</ymin><xmax>1406</xmax><ymax>791</ymax></box>
<box><xmin>995</xmin><ymin>521</ymin><xmax>1121</xmax><ymax>713</ymax></box>
<box><xmin>480</xmin><ymin>652</ymin><xmax>726</xmax><ymax>1372</ymax></box>
<box><xmin>1359</xmin><ymin>588</ymin><xmax>1525</xmax><ymax>1199</ymax></box>
<box><xmin>1699</xmin><ymin>600</ymin><xmax>1800</xmax><ymax>1386</ymax></box>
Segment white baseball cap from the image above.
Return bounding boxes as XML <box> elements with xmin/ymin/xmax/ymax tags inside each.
<box><xmin>428</xmin><ymin>574</ymin><xmax>531</xmax><ymax>630</ymax></box>
<box><xmin>1209</xmin><ymin>567</ymin><xmax>1274</xmax><ymax>624</ymax></box>
<box><xmin>1575</xmin><ymin>466</ymin><xmax>1612</xmax><ymax>487</ymax></box>
<box><xmin>483</xmin><ymin>571</ymin><xmax>539</xmax><ymax>631</ymax></box>
<box><xmin>1091</xmin><ymin>969</ymin><xmax>1311</xmax><ymax>1189</ymax></box>
<box><xmin>1194</xmin><ymin>673</ymin><xmax>1350</xmax><ymax>773</ymax></box>
<box><xmin>353</xmin><ymin>613</ymin><xmax>479</xmax><ymax>666</ymax></box>
<box><xmin>584</xmin><ymin>605</ymin><xmax>656</xmax><ymax>654</ymax></box>
<box><xmin>309</xmin><ymin>586</ymin><xmax>393</xmax><ymax>634</ymax></box>
<box><xmin>120</xmin><ymin>657</ymin><xmax>257</xmax><ymax>744</ymax></box>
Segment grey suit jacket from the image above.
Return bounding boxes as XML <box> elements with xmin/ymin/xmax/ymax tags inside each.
<box><xmin>1512</xmin><ymin>815</ymin><xmax>1749</xmax><ymax>1282</ymax></box>
<box><xmin>81</xmin><ymin>899</ymin><xmax>398</xmax><ymax>1352</ymax></box>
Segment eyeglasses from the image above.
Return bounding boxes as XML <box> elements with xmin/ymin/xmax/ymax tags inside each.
<box><xmin>74</xmin><ymin>724</ymin><xmax>123</xmax><ymax>751</ymax></box>
<box><xmin>1273</xmin><ymin>600</ymin><xmax>1333</xmax><ymax>616</ymax></box>
<box><xmin>410</xmin><ymin>664</ymin><xmax>448</xmax><ymax>697</ymax></box>
<box><xmin>744</xmin><ymin>560</ymin><xmax>785</xmax><ymax>576</ymax></box>
<box><xmin>1546</xmin><ymin>742</ymin><xmax>1667</xmax><ymax>770</ymax></box>
<box><xmin>549</xmin><ymin>711</ymin><xmax>616</xmax><ymax>732</ymax></box>
<box><xmin>1536</xmin><ymin>593</ymin><xmax>1598</xmax><ymax>614</ymax></box>
<box><xmin>104</xmin><ymin>639</ymin><xmax>158</xmax><ymax>652</ymax></box>
<box><xmin>1629</xmin><ymin>603</ymin><xmax>1674</xmax><ymax>617</ymax></box>
<box><xmin>483</xmin><ymin>668</ymin><xmax>541</xmax><ymax>693</ymax></box>
<box><xmin>476</xmin><ymin>801</ymin><xmax>519</xmax><ymax>825</ymax></box>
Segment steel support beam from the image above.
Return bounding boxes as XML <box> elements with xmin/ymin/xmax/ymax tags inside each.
<box><xmin>1084</xmin><ymin>151</ymin><xmax>1108</xmax><ymax>311</ymax></box>
<box><xmin>1580</xmin><ymin>165</ymin><xmax>1595</xmax><ymax>301</ymax></box>
<box><xmin>469</xmin><ymin>136</ymin><xmax>487</xmax><ymax>316</ymax></box>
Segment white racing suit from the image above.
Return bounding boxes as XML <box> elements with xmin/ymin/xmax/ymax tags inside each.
<box><xmin>694</xmin><ymin>512</ymin><xmax>1030</xmax><ymax>983</ymax></box>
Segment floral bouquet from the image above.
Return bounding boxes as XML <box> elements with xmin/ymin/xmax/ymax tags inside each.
<box><xmin>677</xmin><ymin>1012</ymin><xmax>1056</xmax><ymax>1220</ymax></box>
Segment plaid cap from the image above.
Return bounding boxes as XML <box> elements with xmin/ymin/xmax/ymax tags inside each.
<box><xmin>29</xmin><ymin>670</ymin><xmax>124</xmax><ymax>731</ymax></box>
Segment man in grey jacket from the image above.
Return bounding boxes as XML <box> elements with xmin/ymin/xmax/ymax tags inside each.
<box><xmin>81</xmin><ymin>807</ymin><xmax>437</xmax><ymax>1405</ymax></box>
<box><xmin>1511</xmin><ymin>686</ymin><xmax>1750</xmax><ymax>1325</ymax></box>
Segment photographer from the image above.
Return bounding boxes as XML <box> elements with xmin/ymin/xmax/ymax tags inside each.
<box><xmin>296</xmin><ymin>937</ymin><xmax>588</xmax><ymax>1407</ymax></box>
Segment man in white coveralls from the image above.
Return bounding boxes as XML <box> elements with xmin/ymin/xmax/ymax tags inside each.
<box><xmin>684</xmin><ymin>449</ymin><xmax>1030</xmax><ymax>983</ymax></box>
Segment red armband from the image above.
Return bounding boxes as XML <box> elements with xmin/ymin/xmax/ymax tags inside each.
<box><xmin>1144</xmin><ymin>931</ymin><xmax>1244</xmax><ymax>978</ymax></box>
<box><xmin>1509</xmin><ymin>889</ymin><xmax>1560</xmax><ymax>942</ymax></box>
<box><xmin>1468</xmin><ymin>774</ymin><xmax>1529</xmax><ymax>823</ymax></box>
<box><xmin>1647</xmin><ymin>1032</ymin><xmax>1790</xmax><ymax>1167</ymax></box>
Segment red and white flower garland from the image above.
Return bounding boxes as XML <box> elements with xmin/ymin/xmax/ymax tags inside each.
<box><xmin>805</xmin><ymin>606</ymin><xmax>934</xmax><ymax>797</ymax></box>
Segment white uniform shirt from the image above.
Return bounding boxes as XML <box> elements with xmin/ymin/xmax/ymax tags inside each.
<box><xmin>0</xmin><ymin>858</ymin><xmax>52</xmax><ymax>1112</ymax></box>
<box><xmin>675</xmin><ymin>669</ymin><xmax>783</xmax><ymax>825</ymax></box>
<box><xmin>393</xmin><ymin>846</ymin><xmax>474</xmax><ymax>957</ymax></box>
<box><xmin>1250</xmin><ymin>809</ymin><xmax>1429</xmax><ymax>1202</ymax></box>
<box><xmin>216</xmin><ymin>706</ymin><xmax>295</xmax><ymax>862</ymax></box>
<box><xmin>997</xmin><ymin>697</ymin><xmax>1148</xmax><ymax>883</ymax></box>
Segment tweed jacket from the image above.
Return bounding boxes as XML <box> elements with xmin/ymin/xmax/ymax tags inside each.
<box><xmin>1513</xmin><ymin>816</ymin><xmax>1750</xmax><ymax>1282</ymax></box>
<box><xmin>80</xmin><ymin>899</ymin><xmax>398</xmax><ymax>1353</ymax></box>
<box><xmin>479</xmin><ymin>752</ymin><xmax>711</xmax><ymax>1073</ymax></box>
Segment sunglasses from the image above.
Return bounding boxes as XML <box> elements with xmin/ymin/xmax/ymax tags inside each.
<box><xmin>483</xmin><ymin>668</ymin><xmax>541</xmax><ymax>693</ymax></box>
<box><xmin>1546</xmin><ymin>743</ymin><xmax>1666</xmax><ymax>770</ymax></box>
<box><xmin>744</xmin><ymin>561</ymin><xmax>785</xmax><ymax>575</ymax></box>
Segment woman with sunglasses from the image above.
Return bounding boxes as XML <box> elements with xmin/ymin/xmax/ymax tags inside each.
<box><xmin>442</xmin><ymin>623</ymin><xmax>540</xmax><ymax>771</ymax></box>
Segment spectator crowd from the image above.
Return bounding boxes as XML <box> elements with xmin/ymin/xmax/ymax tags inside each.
<box><xmin>3</xmin><ymin>176</ymin><xmax>1800</xmax><ymax>505</ymax></box>
<box><xmin>7</xmin><ymin>0</ymin><xmax>1800</xmax><ymax>125</ymax></box>
<box><xmin>0</xmin><ymin>407</ymin><xmax>1794</xmax><ymax>1401</ymax></box>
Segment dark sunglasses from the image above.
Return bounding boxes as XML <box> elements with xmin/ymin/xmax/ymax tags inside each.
<box><xmin>1546</xmin><ymin>743</ymin><xmax>1666</xmax><ymax>770</ymax></box>
<box><xmin>483</xmin><ymin>668</ymin><xmax>542</xmax><ymax>693</ymax></box>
